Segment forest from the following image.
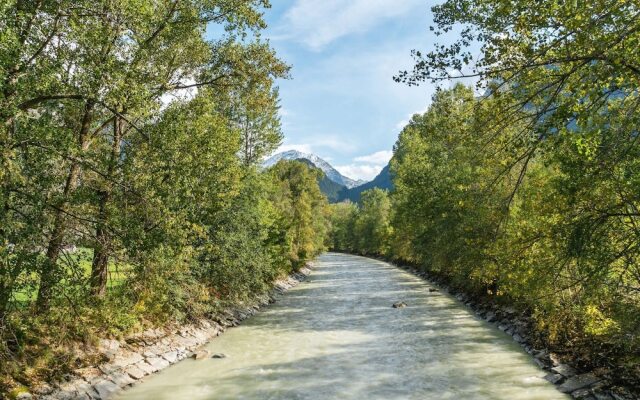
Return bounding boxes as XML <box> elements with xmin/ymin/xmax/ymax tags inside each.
<box><xmin>0</xmin><ymin>0</ymin><xmax>329</xmax><ymax>392</ymax></box>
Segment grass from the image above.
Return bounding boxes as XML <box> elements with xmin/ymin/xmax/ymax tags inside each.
<box><xmin>12</xmin><ymin>247</ymin><xmax>133</xmax><ymax>304</ymax></box>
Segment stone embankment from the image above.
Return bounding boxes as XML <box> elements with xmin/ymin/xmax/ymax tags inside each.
<box><xmin>393</xmin><ymin>263</ymin><xmax>637</xmax><ymax>400</ymax></box>
<box><xmin>17</xmin><ymin>267</ymin><xmax>311</xmax><ymax>400</ymax></box>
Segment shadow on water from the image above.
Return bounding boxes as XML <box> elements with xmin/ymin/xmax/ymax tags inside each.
<box><xmin>116</xmin><ymin>253</ymin><xmax>569</xmax><ymax>400</ymax></box>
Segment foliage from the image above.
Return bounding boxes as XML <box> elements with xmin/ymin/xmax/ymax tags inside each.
<box><xmin>327</xmin><ymin>201</ymin><xmax>358</xmax><ymax>252</ymax></box>
<box><xmin>268</xmin><ymin>160</ymin><xmax>330</xmax><ymax>271</ymax></box>
<box><xmin>329</xmin><ymin>83</ymin><xmax>640</xmax><ymax>389</ymax></box>
<box><xmin>0</xmin><ymin>0</ymin><xmax>329</xmax><ymax>393</ymax></box>
<box><xmin>392</xmin><ymin>0</ymin><xmax>640</xmax><ymax>386</ymax></box>
<box><xmin>328</xmin><ymin>188</ymin><xmax>392</xmax><ymax>257</ymax></box>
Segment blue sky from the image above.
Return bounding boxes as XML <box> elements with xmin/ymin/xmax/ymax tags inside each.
<box><xmin>261</xmin><ymin>0</ymin><xmax>440</xmax><ymax>181</ymax></box>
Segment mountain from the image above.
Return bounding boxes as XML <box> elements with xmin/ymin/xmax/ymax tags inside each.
<box><xmin>263</xmin><ymin>150</ymin><xmax>364</xmax><ymax>189</ymax></box>
<box><xmin>295</xmin><ymin>159</ymin><xmax>347</xmax><ymax>203</ymax></box>
<box><xmin>338</xmin><ymin>163</ymin><xmax>393</xmax><ymax>203</ymax></box>
<box><xmin>263</xmin><ymin>150</ymin><xmax>393</xmax><ymax>203</ymax></box>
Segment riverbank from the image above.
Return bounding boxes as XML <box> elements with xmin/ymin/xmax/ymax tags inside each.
<box><xmin>6</xmin><ymin>267</ymin><xmax>312</xmax><ymax>400</ymax></box>
<box><xmin>373</xmin><ymin>254</ymin><xmax>638</xmax><ymax>400</ymax></box>
<box><xmin>112</xmin><ymin>252</ymin><xmax>571</xmax><ymax>400</ymax></box>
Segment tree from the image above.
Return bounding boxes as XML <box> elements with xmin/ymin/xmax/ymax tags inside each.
<box><xmin>326</xmin><ymin>0</ymin><xmax>640</xmax><ymax>388</ymax></box>
<box><xmin>0</xmin><ymin>0</ymin><xmax>289</xmax><ymax>304</ymax></box>
<box><xmin>328</xmin><ymin>201</ymin><xmax>358</xmax><ymax>252</ymax></box>
<box><xmin>268</xmin><ymin>160</ymin><xmax>329</xmax><ymax>270</ymax></box>
<box><xmin>1</xmin><ymin>2</ymin><xmax>331</xmax><ymax>391</ymax></box>
<box><xmin>353</xmin><ymin>189</ymin><xmax>392</xmax><ymax>256</ymax></box>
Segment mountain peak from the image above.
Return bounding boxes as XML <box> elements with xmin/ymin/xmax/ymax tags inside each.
<box><xmin>263</xmin><ymin>151</ymin><xmax>365</xmax><ymax>189</ymax></box>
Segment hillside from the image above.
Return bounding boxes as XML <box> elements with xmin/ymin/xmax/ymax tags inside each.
<box><xmin>296</xmin><ymin>158</ymin><xmax>348</xmax><ymax>203</ymax></box>
<box><xmin>337</xmin><ymin>164</ymin><xmax>393</xmax><ymax>203</ymax></box>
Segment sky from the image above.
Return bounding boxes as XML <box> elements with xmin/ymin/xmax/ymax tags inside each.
<box><xmin>260</xmin><ymin>0</ymin><xmax>440</xmax><ymax>181</ymax></box>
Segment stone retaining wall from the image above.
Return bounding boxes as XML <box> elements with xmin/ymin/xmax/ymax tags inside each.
<box><xmin>20</xmin><ymin>267</ymin><xmax>312</xmax><ymax>400</ymax></box>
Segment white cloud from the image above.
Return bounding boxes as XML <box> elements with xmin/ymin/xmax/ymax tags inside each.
<box><xmin>395</xmin><ymin>119</ymin><xmax>409</xmax><ymax>130</ymax></box>
<box><xmin>337</xmin><ymin>150</ymin><xmax>392</xmax><ymax>181</ymax></box>
<box><xmin>277</xmin><ymin>143</ymin><xmax>314</xmax><ymax>154</ymax></box>
<box><xmin>354</xmin><ymin>150</ymin><xmax>392</xmax><ymax>165</ymax></box>
<box><xmin>276</xmin><ymin>134</ymin><xmax>357</xmax><ymax>156</ymax></box>
<box><xmin>395</xmin><ymin>105</ymin><xmax>430</xmax><ymax>130</ymax></box>
<box><xmin>335</xmin><ymin>164</ymin><xmax>383</xmax><ymax>181</ymax></box>
<box><xmin>282</xmin><ymin>0</ymin><xmax>423</xmax><ymax>50</ymax></box>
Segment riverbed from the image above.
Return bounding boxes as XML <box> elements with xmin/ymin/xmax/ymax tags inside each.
<box><xmin>115</xmin><ymin>252</ymin><xmax>568</xmax><ymax>400</ymax></box>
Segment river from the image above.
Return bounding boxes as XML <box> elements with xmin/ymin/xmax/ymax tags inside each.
<box><xmin>115</xmin><ymin>252</ymin><xmax>568</xmax><ymax>400</ymax></box>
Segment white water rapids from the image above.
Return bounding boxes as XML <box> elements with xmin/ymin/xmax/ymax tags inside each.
<box><xmin>116</xmin><ymin>253</ymin><xmax>568</xmax><ymax>400</ymax></box>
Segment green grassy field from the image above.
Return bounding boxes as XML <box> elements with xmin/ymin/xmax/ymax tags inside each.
<box><xmin>12</xmin><ymin>247</ymin><xmax>133</xmax><ymax>304</ymax></box>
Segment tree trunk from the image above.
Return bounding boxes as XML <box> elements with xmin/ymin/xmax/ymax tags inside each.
<box><xmin>90</xmin><ymin>116</ymin><xmax>122</xmax><ymax>297</ymax></box>
<box><xmin>36</xmin><ymin>101</ymin><xmax>94</xmax><ymax>309</ymax></box>
<box><xmin>90</xmin><ymin>190</ymin><xmax>110</xmax><ymax>297</ymax></box>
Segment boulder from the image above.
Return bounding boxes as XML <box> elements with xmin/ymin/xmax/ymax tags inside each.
<box><xmin>107</xmin><ymin>372</ymin><xmax>135</xmax><ymax>387</ymax></box>
<box><xmin>145</xmin><ymin>357</ymin><xmax>170</xmax><ymax>372</ymax></box>
<box><xmin>544</xmin><ymin>373</ymin><xmax>565</xmax><ymax>384</ymax></box>
<box><xmin>502</xmin><ymin>306</ymin><xmax>516</xmax><ymax>315</ymax></box>
<box><xmin>610</xmin><ymin>389</ymin><xmax>635</xmax><ymax>400</ymax></box>
<box><xmin>512</xmin><ymin>334</ymin><xmax>525</xmax><ymax>343</ymax></box>
<box><xmin>56</xmin><ymin>379</ymin><xmax>93</xmax><ymax>399</ymax></box>
<box><xmin>192</xmin><ymin>349</ymin><xmax>210</xmax><ymax>360</ymax></box>
<box><xmin>392</xmin><ymin>301</ymin><xmax>407</xmax><ymax>308</ymax></box>
<box><xmin>124</xmin><ymin>365</ymin><xmax>147</xmax><ymax>380</ymax></box>
<box><xmin>549</xmin><ymin>352</ymin><xmax>562</xmax><ymax>367</ymax></box>
<box><xmin>161</xmin><ymin>350</ymin><xmax>179</xmax><ymax>364</ymax></box>
<box><xmin>112</xmin><ymin>351</ymin><xmax>144</xmax><ymax>368</ymax></box>
<box><xmin>592</xmin><ymin>392</ymin><xmax>614</xmax><ymax>400</ymax></box>
<box><xmin>571</xmin><ymin>389</ymin><xmax>595</xmax><ymax>399</ymax></box>
<box><xmin>558</xmin><ymin>373</ymin><xmax>601</xmax><ymax>393</ymax></box>
<box><xmin>74</xmin><ymin>367</ymin><xmax>102</xmax><ymax>382</ymax></box>
<box><xmin>92</xmin><ymin>380</ymin><xmax>120</xmax><ymax>399</ymax></box>
<box><xmin>534</xmin><ymin>358</ymin><xmax>548</xmax><ymax>369</ymax></box>
<box><xmin>50</xmin><ymin>389</ymin><xmax>77</xmax><ymax>400</ymax></box>
<box><xmin>485</xmin><ymin>311</ymin><xmax>497</xmax><ymax>322</ymax></box>
<box><xmin>98</xmin><ymin>339</ymin><xmax>120</xmax><ymax>361</ymax></box>
<box><xmin>134</xmin><ymin>361</ymin><xmax>155</xmax><ymax>375</ymax></box>
<box><xmin>553</xmin><ymin>363</ymin><xmax>578</xmax><ymax>378</ymax></box>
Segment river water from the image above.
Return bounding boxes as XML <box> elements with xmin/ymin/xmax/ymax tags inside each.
<box><xmin>116</xmin><ymin>253</ymin><xmax>568</xmax><ymax>400</ymax></box>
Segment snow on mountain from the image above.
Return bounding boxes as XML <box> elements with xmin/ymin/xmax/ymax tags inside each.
<box><xmin>263</xmin><ymin>150</ymin><xmax>366</xmax><ymax>189</ymax></box>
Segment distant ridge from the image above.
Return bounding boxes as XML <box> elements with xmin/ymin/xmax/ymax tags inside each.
<box><xmin>338</xmin><ymin>164</ymin><xmax>393</xmax><ymax>203</ymax></box>
<box><xmin>295</xmin><ymin>159</ymin><xmax>348</xmax><ymax>203</ymax></box>
<box><xmin>263</xmin><ymin>150</ymin><xmax>393</xmax><ymax>203</ymax></box>
<box><xmin>263</xmin><ymin>150</ymin><xmax>365</xmax><ymax>189</ymax></box>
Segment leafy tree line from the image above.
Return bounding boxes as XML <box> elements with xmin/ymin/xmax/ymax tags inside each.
<box><xmin>331</xmin><ymin>0</ymin><xmax>640</xmax><ymax>387</ymax></box>
<box><xmin>330</xmin><ymin>83</ymin><xmax>639</xmax><ymax>389</ymax></box>
<box><xmin>0</xmin><ymin>0</ymin><xmax>328</xmax><ymax>391</ymax></box>
<box><xmin>328</xmin><ymin>189</ymin><xmax>392</xmax><ymax>257</ymax></box>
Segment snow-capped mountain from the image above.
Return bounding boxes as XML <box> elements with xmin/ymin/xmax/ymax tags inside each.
<box><xmin>263</xmin><ymin>150</ymin><xmax>365</xmax><ymax>189</ymax></box>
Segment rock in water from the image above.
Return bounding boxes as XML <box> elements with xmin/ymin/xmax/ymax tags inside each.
<box><xmin>211</xmin><ymin>353</ymin><xmax>227</xmax><ymax>359</ymax></box>
<box><xmin>192</xmin><ymin>350</ymin><xmax>209</xmax><ymax>360</ymax></box>
<box><xmin>392</xmin><ymin>302</ymin><xmax>407</xmax><ymax>308</ymax></box>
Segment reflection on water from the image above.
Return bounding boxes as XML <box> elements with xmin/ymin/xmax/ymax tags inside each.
<box><xmin>116</xmin><ymin>253</ymin><xmax>568</xmax><ymax>400</ymax></box>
